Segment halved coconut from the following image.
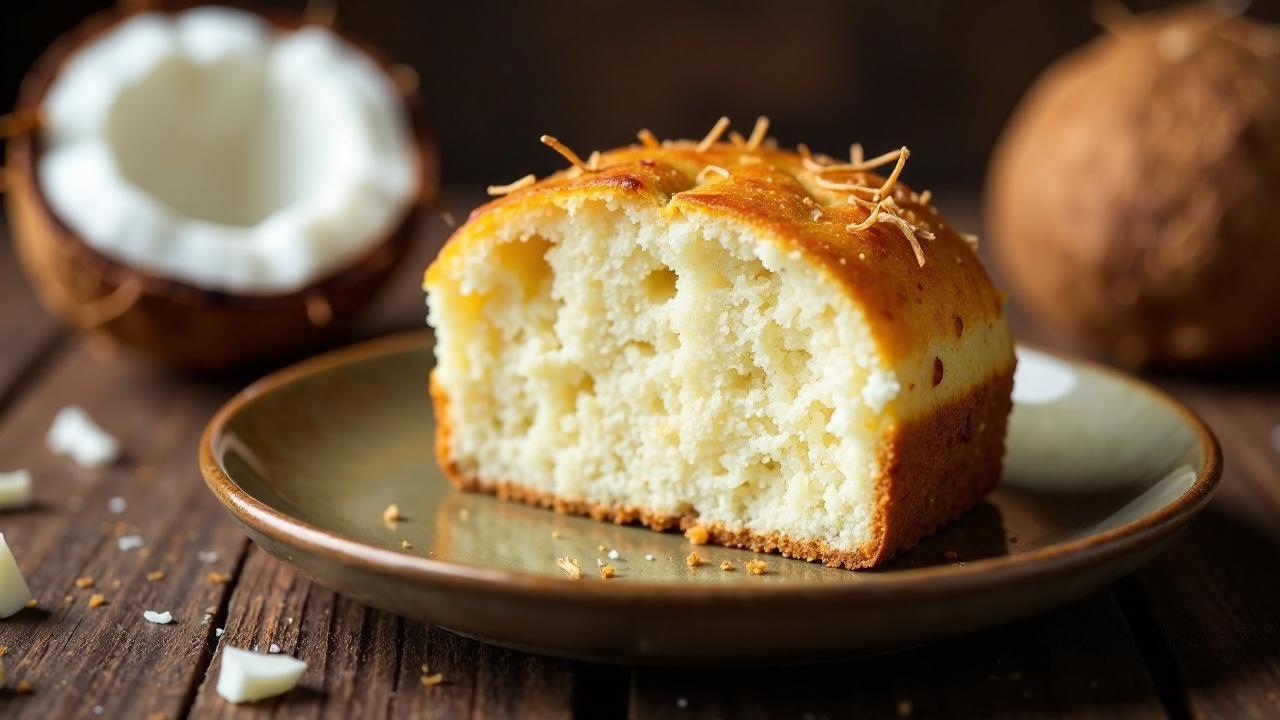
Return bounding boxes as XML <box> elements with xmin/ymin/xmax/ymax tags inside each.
<box><xmin>5</xmin><ymin>5</ymin><xmax>435</xmax><ymax>371</ymax></box>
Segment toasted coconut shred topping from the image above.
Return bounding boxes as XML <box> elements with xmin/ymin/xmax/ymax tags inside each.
<box><xmin>696</xmin><ymin>116</ymin><xmax>731</xmax><ymax>152</ymax></box>
<box><xmin>695</xmin><ymin>165</ymin><xmax>731</xmax><ymax>184</ymax></box>
<box><xmin>486</xmin><ymin>174</ymin><xmax>536</xmax><ymax>197</ymax></box>
<box><xmin>487</xmin><ymin>118</ymin><xmax>978</xmax><ymax>267</ymax></box>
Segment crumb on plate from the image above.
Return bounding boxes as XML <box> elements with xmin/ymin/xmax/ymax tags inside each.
<box><xmin>685</xmin><ymin>526</ymin><xmax>709</xmax><ymax>545</ymax></box>
<box><xmin>383</xmin><ymin>504</ymin><xmax>402</xmax><ymax>524</ymax></box>
<box><xmin>556</xmin><ymin>557</ymin><xmax>583</xmax><ymax>580</ymax></box>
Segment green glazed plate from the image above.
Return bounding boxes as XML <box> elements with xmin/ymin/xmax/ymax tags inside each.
<box><xmin>200</xmin><ymin>331</ymin><xmax>1220</xmax><ymax>664</ymax></box>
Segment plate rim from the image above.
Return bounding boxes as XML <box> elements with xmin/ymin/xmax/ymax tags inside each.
<box><xmin>199</xmin><ymin>330</ymin><xmax>1222</xmax><ymax>605</ymax></box>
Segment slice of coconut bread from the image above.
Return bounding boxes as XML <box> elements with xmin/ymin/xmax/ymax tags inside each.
<box><xmin>424</xmin><ymin>123</ymin><xmax>1015</xmax><ymax>569</ymax></box>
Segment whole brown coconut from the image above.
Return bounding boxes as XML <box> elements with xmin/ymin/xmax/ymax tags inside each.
<box><xmin>986</xmin><ymin>5</ymin><xmax>1280</xmax><ymax>369</ymax></box>
<box><xmin>5</xmin><ymin>6</ymin><xmax>437</xmax><ymax>373</ymax></box>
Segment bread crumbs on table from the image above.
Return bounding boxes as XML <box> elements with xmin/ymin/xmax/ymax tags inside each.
<box><xmin>25</xmin><ymin>598</ymin><xmax>37</xmax><ymax>608</ymax></box>
<box><xmin>0</xmin><ymin>645</ymin><xmax>8</xmax><ymax>656</ymax></box>
<box><xmin>74</xmin><ymin>576</ymin><xmax>94</xmax><ymax>589</ymax></box>
<box><xmin>88</xmin><ymin>594</ymin><xmax>107</xmax><ymax>608</ymax></box>
<box><xmin>599</xmin><ymin>564</ymin><xmax>617</xmax><ymax>579</ymax></box>
<box><xmin>420</xmin><ymin>672</ymin><xmax>444</xmax><ymax>687</ymax></box>
<box><xmin>207</xmin><ymin>572</ymin><xmax>231</xmax><ymax>584</ymax></box>
<box><xmin>137</xmin><ymin>547</ymin><xmax>152</xmax><ymax>559</ymax></box>
<box><xmin>16</xmin><ymin>679</ymin><xmax>33</xmax><ymax>694</ymax></box>
<box><xmin>146</xmin><ymin>570</ymin><xmax>165</xmax><ymax>581</ymax></box>
<box><xmin>745</xmin><ymin>559</ymin><xmax>768</xmax><ymax>575</ymax></box>
<box><xmin>686</xmin><ymin>552</ymin><xmax>702</xmax><ymax>567</ymax></box>
<box><xmin>685</xmin><ymin>526</ymin><xmax>709</xmax><ymax>545</ymax></box>
<box><xmin>720</xmin><ymin>560</ymin><xmax>735</xmax><ymax>571</ymax></box>
<box><xmin>556</xmin><ymin>557</ymin><xmax>583</xmax><ymax>580</ymax></box>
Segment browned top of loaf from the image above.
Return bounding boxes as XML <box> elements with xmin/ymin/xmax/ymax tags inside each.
<box><xmin>427</xmin><ymin>140</ymin><xmax>1006</xmax><ymax>364</ymax></box>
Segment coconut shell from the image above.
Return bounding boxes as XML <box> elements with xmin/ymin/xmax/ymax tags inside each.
<box><xmin>5</xmin><ymin>6</ymin><xmax>438</xmax><ymax>373</ymax></box>
<box><xmin>986</xmin><ymin>5</ymin><xmax>1280</xmax><ymax>369</ymax></box>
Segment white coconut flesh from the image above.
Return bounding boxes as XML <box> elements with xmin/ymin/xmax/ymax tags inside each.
<box><xmin>38</xmin><ymin>7</ymin><xmax>418</xmax><ymax>294</ymax></box>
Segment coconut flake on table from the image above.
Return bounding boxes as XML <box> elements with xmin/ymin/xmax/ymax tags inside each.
<box><xmin>36</xmin><ymin>6</ymin><xmax>419</xmax><ymax>295</ymax></box>
<box><xmin>143</xmin><ymin>610</ymin><xmax>173</xmax><ymax>624</ymax></box>
<box><xmin>197</xmin><ymin>550</ymin><xmax>220</xmax><ymax>564</ymax></box>
<box><xmin>107</xmin><ymin>496</ymin><xmax>127</xmax><ymax>514</ymax></box>
<box><xmin>216</xmin><ymin>646</ymin><xmax>307</xmax><ymax>704</ymax></box>
<box><xmin>0</xmin><ymin>533</ymin><xmax>34</xmax><ymax>618</ymax></box>
<box><xmin>117</xmin><ymin>535</ymin><xmax>145</xmax><ymax>552</ymax></box>
<box><xmin>47</xmin><ymin>406</ymin><xmax>120</xmax><ymax>468</ymax></box>
<box><xmin>0</xmin><ymin>470</ymin><xmax>33</xmax><ymax>510</ymax></box>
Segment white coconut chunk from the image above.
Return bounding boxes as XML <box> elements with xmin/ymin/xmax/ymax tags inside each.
<box><xmin>117</xmin><ymin>534</ymin><xmax>145</xmax><ymax>552</ymax></box>
<box><xmin>47</xmin><ymin>406</ymin><xmax>120</xmax><ymax>468</ymax></box>
<box><xmin>38</xmin><ymin>7</ymin><xmax>418</xmax><ymax>294</ymax></box>
<box><xmin>143</xmin><ymin>610</ymin><xmax>173</xmax><ymax>624</ymax></box>
<box><xmin>0</xmin><ymin>533</ymin><xmax>33</xmax><ymax>618</ymax></box>
<box><xmin>216</xmin><ymin>646</ymin><xmax>307</xmax><ymax>704</ymax></box>
<box><xmin>107</xmin><ymin>496</ymin><xmax>127</xmax><ymax>514</ymax></box>
<box><xmin>0</xmin><ymin>470</ymin><xmax>33</xmax><ymax>510</ymax></box>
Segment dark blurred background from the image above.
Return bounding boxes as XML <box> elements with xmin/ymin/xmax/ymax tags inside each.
<box><xmin>4</xmin><ymin>0</ymin><xmax>1279</xmax><ymax>191</ymax></box>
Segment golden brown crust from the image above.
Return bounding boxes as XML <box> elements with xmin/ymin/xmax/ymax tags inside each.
<box><xmin>430</xmin><ymin>366</ymin><xmax>1015</xmax><ymax>570</ymax></box>
<box><xmin>6</xmin><ymin>5</ymin><xmax>437</xmax><ymax>372</ymax></box>
<box><xmin>431</xmin><ymin>147</ymin><xmax>1003</xmax><ymax>371</ymax></box>
<box><xmin>428</xmin><ymin>141</ymin><xmax>1004</xmax><ymax>367</ymax></box>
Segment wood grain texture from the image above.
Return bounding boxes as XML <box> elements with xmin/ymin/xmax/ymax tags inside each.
<box><xmin>0</xmin><ymin>335</ymin><xmax>250</xmax><ymax>719</ymax></box>
<box><xmin>188</xmin><ymin>546</ymin><xmax>579</xmax><ymax>719</ymax></box>
<box><xmin>628</xmin><ymin>592</ymin><xmax>1164</xmax><ymax>720</ymax></box>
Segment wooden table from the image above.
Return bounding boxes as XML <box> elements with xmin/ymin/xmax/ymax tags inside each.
<box><xmin>0</xmin><ymin>192</ymin><xmax>1276</xmax><ymax>719</ymax></box>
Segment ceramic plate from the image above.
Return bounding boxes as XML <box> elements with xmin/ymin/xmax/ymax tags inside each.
<box><xmin>200</xmin><ymin>331</ymin><xmax>1220</xmax><ymax>664</ymax></box>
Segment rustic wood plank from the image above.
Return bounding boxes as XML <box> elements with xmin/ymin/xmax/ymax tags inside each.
<box><xmin>628</xmin><ymin>591</ymin><xmax>1165</xmax><ymax>720</ymax></box>
<box><xmin>1126</xmin><ymin>383</ymin><xmax>1280</xmax><ymax>720</ymax></box>
<box><xmin>0</xmin><ymin>336</ymin><xmax>251</xmax><ymax>719</ymax></box>
<box><xmin>188</xmin><ymin>546</ymin><xmax>579</xmax><ymax>719</ymax></box>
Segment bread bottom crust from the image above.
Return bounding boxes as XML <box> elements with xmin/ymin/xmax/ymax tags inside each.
<box><xmin>430</xmin><ymin>366</ymin><xmax>1015</xmax><ymax>570</ymax></box>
